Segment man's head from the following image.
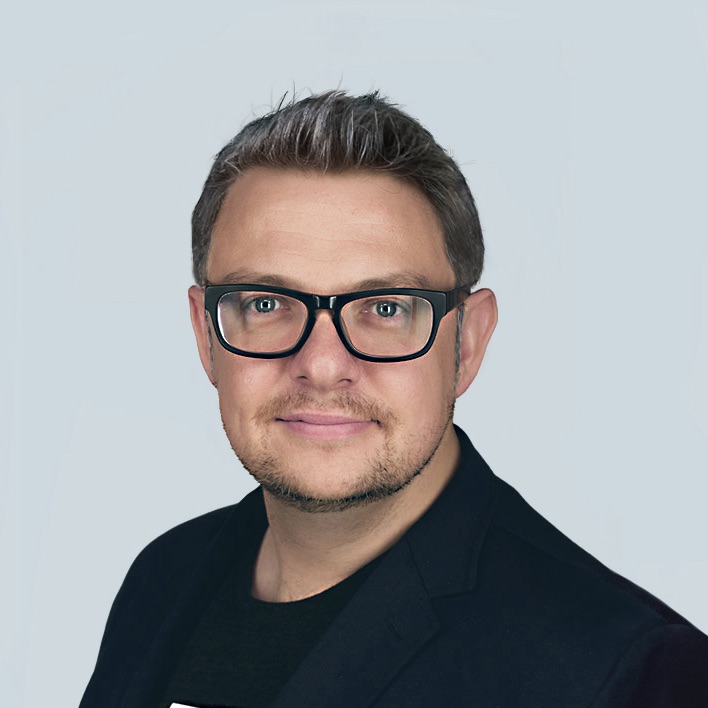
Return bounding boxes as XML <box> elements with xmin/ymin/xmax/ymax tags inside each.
<box><xmin>188</xmin><ymin>92</ymin><xmax>497</xmax><ymax>513</ymax></box>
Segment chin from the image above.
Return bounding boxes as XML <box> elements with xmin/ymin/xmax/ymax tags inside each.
<box><xmin>236</xmin><ymin>438</ymin><xmax>440</xmax><ymax>514</ymax></box>
<box><xmin>256</xmin><ymin>468</ymin><xmax>420</xmax><ymax>514</ymax></box>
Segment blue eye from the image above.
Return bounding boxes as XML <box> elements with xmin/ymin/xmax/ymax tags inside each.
<box><xmin>375</xmin><ymin>301</ymin><xmax>398</xmax><ymax>318</ymax></box>
<box><xmin>254</xmin><ymin>297</ymin><xmax>277</xmax><ymax>313</ymax></box>
<box><xmin>242</xmin><ymin>296</ymin><xmax>282</xmax><ymax>314</ymax></box>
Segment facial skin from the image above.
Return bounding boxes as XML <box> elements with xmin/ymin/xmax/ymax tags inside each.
<box><xmin>189</xmin><ymin>168</ymin><xmax>497</xmax><ymax>514</ymax></box>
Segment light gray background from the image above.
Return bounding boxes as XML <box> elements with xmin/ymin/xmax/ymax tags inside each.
<box><xmin>2</xmin><ymin>0</ymin><xmax>707</xmax><ymax>704</ymax></box>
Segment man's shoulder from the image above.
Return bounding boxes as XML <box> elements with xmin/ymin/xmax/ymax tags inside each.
<box><xmin>413</xmin><ymin>459</ymin><xmax>708</xmax><ymax>702</ymax></box>
<box><xmin>133</xmin><ymin>504</ymin><xmax>238</xmax><ymax>570</ymax></box>
<box><xmin>116</xmin><ymin>487</ymin><xmax>264</xmax><ymax>603</ymax></box>
<box><xmin>80</xmin><ymin>490</ymin><xmax>266</xmax><ymax>707</ymax></box>
<box><xmin>485</xmin><ymin>479</ymin><xmax>708</xmax><ymax>703</ymax></box>
<box><xmin>486</xmin><ymin>476</ymin><xmax>692</xmax><ymax>631</ymax></box>
<box><xmin>449</xmin><ymin>430</ymin><xmax>680</xmax><ymax>626</ymax></box>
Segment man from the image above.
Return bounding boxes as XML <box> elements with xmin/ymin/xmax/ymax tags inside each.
<box><xmin>81</xmin><ymin>92</ymin><xmax>708</xmax><ymax>707</ymax></box>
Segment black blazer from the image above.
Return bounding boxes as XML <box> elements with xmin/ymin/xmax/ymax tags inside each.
<box><xmin>80</xmin><ymin>429</ymin><xmax>708</xmax><ymax>707</ymax></box>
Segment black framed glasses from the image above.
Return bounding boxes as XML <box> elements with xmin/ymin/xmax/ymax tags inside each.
<box><xmin>203</xmin><ymin>284</ymin><xmax>471</xmax><ymax>363</ymax></box>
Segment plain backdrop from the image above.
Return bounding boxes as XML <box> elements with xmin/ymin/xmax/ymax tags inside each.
<box><xmin>1</xmin><ymin>0</ymin><xmax>707</xmax><ymax>704</ymax></box>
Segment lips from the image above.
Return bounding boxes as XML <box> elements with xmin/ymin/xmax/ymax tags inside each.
<box><xmin>276</xmin><ymin>412</ymin><xmax>376</xmax><ymax>439</ymax></box>
<box><xmin>278</xmin><ymin>412</ymin><xmax>371</xmax><ymax>425</ymax></box>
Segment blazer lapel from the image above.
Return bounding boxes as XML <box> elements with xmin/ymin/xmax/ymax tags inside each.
<box><xmin>271</xmin><ymin>538</ymin><xmax>440</xmax><ymax>708</ymax></box>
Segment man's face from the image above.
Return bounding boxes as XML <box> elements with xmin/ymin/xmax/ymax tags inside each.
<box><xmin>190</xmin><ymin>168</ymin><xmax>477</xmax><ymax>512</ymax></box>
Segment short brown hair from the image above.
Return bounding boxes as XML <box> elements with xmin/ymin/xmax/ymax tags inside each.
<box><xmin>192</xmin><ymin>91</ymin><xmax>484</xmax><ymax>287</ymax></box>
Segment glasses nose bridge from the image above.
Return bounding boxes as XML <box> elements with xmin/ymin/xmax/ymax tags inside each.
<box><xmin>311</xmin><ymin>294</ymin><xmax>339</xmax><ymax>311</ymax></box>
<box><xmin>304</xmin><ymin>295</ymin><xmax>348</xmax><ymax>351</ymax></box>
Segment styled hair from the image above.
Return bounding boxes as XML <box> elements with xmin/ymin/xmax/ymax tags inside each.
<box><xmin>192</xmin><ymin>91</ymin><xmax>484</xmax><ymax>287</ymax></box>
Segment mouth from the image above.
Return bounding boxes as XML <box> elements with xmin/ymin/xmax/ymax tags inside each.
<box><xmin>275</xmin><ymin>412</ymin><xmax>378</xmax><ymax>439</ymax></box>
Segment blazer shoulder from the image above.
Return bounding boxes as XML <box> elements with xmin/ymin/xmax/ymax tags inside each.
<box><xmin>489</xmin><ymin>476</ymin><xmax>693</xmax><ymax>629</ymax></box>
<box><xmin>131</xmin><ymin>503</ymin><xmax>240</xmax><ymax>575</ymax></box>
<box><xmin>88</xmin><ymin>490</ymin><xmax>263</xmax><ymax>667</ymax></box>
<box><xmin>126</xmin><ymin>484</ymin><xmax>265</xmax><ymax>587</ymax></box>
<box><xmin>81</xmin><ymin>492</ymin><xmax>265</xmax><ymax>708</ymax></box>
<box><xmin>591</xmin><ymin>622</ymin><xmax>708</xmax><ymax>706</ymax></box>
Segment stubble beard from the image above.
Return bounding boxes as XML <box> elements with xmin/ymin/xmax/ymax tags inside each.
<box><xmin>221</xmin><ymin>389</ymin><xmax>457</xmax><ymax>514</ymax></box>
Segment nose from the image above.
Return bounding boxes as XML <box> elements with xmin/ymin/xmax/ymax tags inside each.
<box><xmin>286</xmin><ymin>310</ymin><xmax>361</xmax><ymax>390</ymax></box>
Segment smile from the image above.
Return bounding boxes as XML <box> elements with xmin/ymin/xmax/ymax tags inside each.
<box><xmin>276</xmin><ymin>413</ymin><xmax>377</xmax><ymax>440</ymax></box>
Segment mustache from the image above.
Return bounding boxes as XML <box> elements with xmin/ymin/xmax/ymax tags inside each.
<box><xmin>256</xmin><ymin>391</ymin><xmax>396</xmax><ymax>428</ymax></box>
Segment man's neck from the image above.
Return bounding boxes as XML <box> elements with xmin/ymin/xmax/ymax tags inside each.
<box><xmin>251</xmin><ymin>426</ymin><xmax>460</xmax><ymax>602</ymax></box>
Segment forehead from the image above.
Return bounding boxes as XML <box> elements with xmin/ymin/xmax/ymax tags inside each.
<box><xmin>208</xmin><ymin>168</ymin><xmax>455</xmax><ymax>292</ymax></box>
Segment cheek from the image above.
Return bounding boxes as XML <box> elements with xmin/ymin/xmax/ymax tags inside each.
<box><xmin>213</xmin><ymin>354</ymin><xmax>284</xmax><ymax>417</ymax></box>
<box><xmin>416</xmin><ymin>339</ymin><xmax>460</xmax><ymax>409</ymax></box>
<box><xmin>370</xmin><ymin>356</ymin><xmax>455</xmax><ymax>419</ymax></box>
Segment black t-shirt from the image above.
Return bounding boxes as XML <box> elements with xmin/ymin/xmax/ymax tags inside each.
<box><xmin>160</xmin><ymin>530</ymin><xmax>378</xmax><ymax>708</ymax></box>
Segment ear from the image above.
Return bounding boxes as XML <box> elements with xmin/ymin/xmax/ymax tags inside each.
<box><xmin>455</xmin><ymin>288</ymin><xmax>498</xmax><ymax>397</ymax></box>
<box><xmin>188</xmin><ymin>285</ymin><xmax>217</xmax><ymax>386</ymax></box>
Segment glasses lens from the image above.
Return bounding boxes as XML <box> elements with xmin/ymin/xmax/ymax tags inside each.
<box><xmin>217</xmin><ymin>290</ymin><xmax>308</xmax><ymax>354</ymax></box>
<box><xmin>341</xmin><ymin>294</ymin><xmax>433</xmax><ymax>358</ymax></box>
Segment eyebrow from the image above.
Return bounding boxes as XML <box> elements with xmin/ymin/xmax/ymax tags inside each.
<box><xmin>212</xmin><ymin>268</ymin><xmax>437</xmax><ymax>292</ymax></box>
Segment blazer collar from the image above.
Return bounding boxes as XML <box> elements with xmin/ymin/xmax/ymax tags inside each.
<box><xmin>406</xmin><ymin>425</ymin><xmax>498</xmax><ymax>597</ymax></box>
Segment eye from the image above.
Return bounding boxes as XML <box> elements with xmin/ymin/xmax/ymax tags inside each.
<box><xmin>375</xmin><ymin>301</ymin><xmax>398</xmax><ymax>318</ymax></box>
<box><xmin>245</xmin><ymin>296</ymin><xmax>281</xmax><ymax>313</ymax></box>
